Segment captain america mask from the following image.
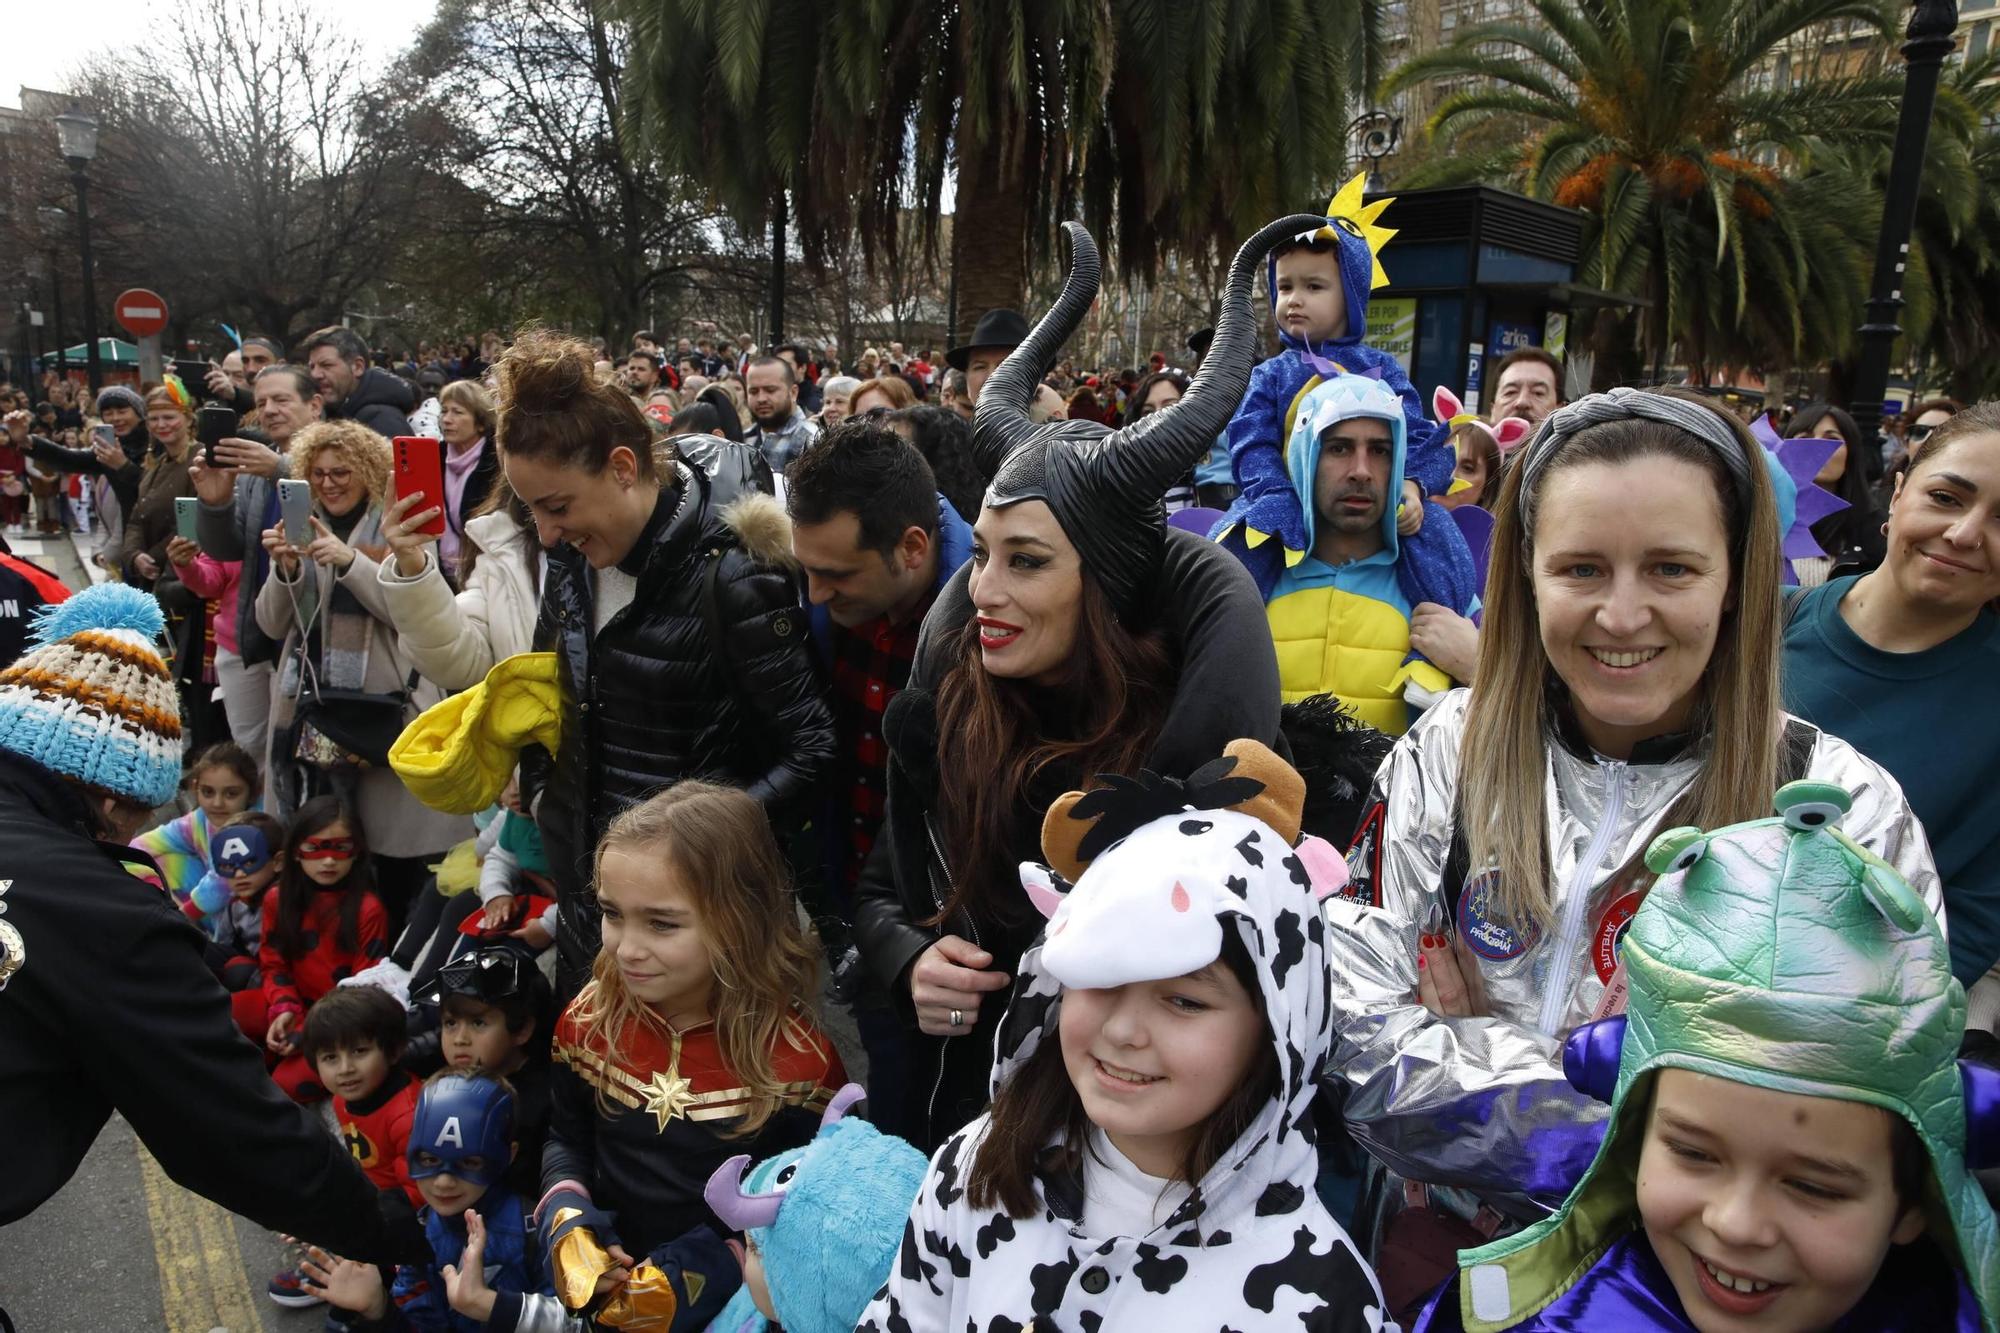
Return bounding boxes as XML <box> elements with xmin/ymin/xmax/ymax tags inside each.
<box><xmin>408</xmin><ymin>1072</ymin><xmax>515</xmax><ymax>1192</ymax></box>
<box><xmin>209</xmin><ymin>824</ymin><xmax>274</xmax><ymax>877</ymax></box>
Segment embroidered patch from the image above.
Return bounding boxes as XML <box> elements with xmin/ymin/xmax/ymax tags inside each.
<box><xmin>1592</xmin><ymin>890</ymin><xmax>1644</xmax><ymax>983</ymax></box>
<box><xmin>1457</xmin><ymin>871</ymin><xmax>1542</xmax><ymax>961</ymax></box>
<box><xmin>0</xmin><ymin>878</ymin><xmax>18</xmax><ymax>991</ymax></box>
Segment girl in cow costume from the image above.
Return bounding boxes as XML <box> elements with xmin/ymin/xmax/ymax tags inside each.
<box><xmin>859</xmin><ymin>739</ymin><xmax>1393</xmax><ymax>1331</ymax></box>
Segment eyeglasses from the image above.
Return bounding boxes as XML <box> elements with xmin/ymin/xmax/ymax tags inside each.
<box><xmin>298</xmin><ymin>836</ymin><xmax>357</xmax><ymax>860</ymax></box>
<box><xmin>309</xmin><ymin>467</ymin><xmax>353</xmax><ymax>484</ymax></box>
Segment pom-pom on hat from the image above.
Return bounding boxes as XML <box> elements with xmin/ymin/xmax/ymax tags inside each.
<box><xmin>0</xmin><ymin>583</ymin><xmax>183</xmax><ymax>808</ymax></box>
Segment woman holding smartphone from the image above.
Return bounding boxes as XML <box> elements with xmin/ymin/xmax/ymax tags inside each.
<box><xmin>255</xmin><ymin>419</ymin><xmax>471</xmax><ymax>915</ymax></box>
<box><xmin>115</xmin><ymin>382</ymin><xmax>199</xmax><ymax>589</ymax></box>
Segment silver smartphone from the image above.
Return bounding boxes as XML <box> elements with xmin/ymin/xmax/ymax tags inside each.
<box><xmin>278</xmin><ymin>477</ymin><xmax>313</xmax><ymax>548</ymax></box>
<box><xmin>174</xmin><ymin>496</ymin><xmax>200</xmax><ymax>543</ymax></box>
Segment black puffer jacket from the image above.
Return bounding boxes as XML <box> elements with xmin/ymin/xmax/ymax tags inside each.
<box><xmin>850</xmin><ymin>527</ymin><xmax>1285</xmax><ymax>1150</ymax></box>
<box><xmin>532</xmin><ymin>462</ymin><xmax>834</xmax><ymax>997</ymax></box>
<box><xmin>330</xmin><ymin>366</ymin><xmax>417</xmax><ymax>439</ymax></box>
<box><xmin>0</xmin><ymin>752</ymin><xmax>412</xmax><ymax>1261</ymax></box>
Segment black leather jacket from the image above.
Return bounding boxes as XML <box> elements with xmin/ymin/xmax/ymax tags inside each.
<box><xmin>530</xmin><ymin>462</ymin><xmax>834</xmax><ymax>997</ymax></box>
<box><xmin>850</xmin><ymin>527</ymin><xmax>1285</xmax><ymax>1149</ymax></box>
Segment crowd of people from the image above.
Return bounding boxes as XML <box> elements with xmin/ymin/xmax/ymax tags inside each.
<box><xmin>0</xmin><ymin>184</ymin><xmax>1995</xmax><ymax>1333</ymax></box>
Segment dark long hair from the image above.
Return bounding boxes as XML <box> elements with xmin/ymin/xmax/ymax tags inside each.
<box><xmin>1121</xmin><ymin>370</ymin><xmax>1190</xmax><ymax>429</ymax></box>
<box><xmin>269</xmin><ymin>796</ymin><xmax>375</xmax><ymax>960</ymax></box>
<box><xmin>696</xmin><ymin>386</ymin><xmax>744</xmax><ymax>442</ymax></box>
<box><xmin>1788</xmin><ymin>402</ymin><xmax>1881</xmax><ymax>517</ymax></box>
<box><xmin>931</xmin><ymin>573</ymin><xmax>1174</xmax><ymax>932</ymax></box>
<box><xmin>967</xmin><ymin>928</ymin><xmax>1279</xmax><ymax>1217</ymax></box>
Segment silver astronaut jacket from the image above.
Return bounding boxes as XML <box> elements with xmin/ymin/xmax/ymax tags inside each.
<box><xmin>1321</xmin><ymin>686</ymin><xmax>1943</xmax><ymax>1211</ymax></box>
<box><xmin>859</xmin><ymin>791</ymin><xmax>1393</xmax><ymax>1332</ymax></box>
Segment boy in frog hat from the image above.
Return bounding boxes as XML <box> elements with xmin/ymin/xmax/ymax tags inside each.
<box><xmin>1414</xmin><ymin>780</ymin><xmax>2000</xmax><ymax>1332</ymax></box>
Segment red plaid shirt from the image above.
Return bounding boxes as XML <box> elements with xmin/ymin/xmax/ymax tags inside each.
<box><xmin>829</xmin><ymin>604</ymin><xmax>930</xmax><ymax>889</ymax></box>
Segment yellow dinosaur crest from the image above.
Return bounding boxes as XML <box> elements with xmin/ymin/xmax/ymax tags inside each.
<box><xmin>1319</xmin><ymin>172</ymin><xmax>1398</xmax><ymax>291</ymax></box>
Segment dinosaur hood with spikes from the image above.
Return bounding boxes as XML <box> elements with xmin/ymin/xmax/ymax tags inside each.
<box><xmin>1267</xmin><ymin>173</ymin><xmax>1398</xmax><ymax>358</ymax></box>
<box><xmin>971</xmin><ymin>212</ymin><xmax>1330</xmax><ymax>624</ymax></box>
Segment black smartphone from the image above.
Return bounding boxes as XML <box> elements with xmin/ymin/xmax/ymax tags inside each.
<box><xmin>196</xmin><ymin>404</ymin><xmax>239</xmax><ymax>468</ymax></box>
<box><xmin>172</xmin><ymin>359</ymin><xmax>213</xmax><ymax>391</ymax></box>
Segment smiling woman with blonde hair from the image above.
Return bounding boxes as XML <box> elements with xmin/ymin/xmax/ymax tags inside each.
<box><xmin>1321</xmin><ymin>386</ymin><xmax>1944</xmax><ymax>1319</ymax></box>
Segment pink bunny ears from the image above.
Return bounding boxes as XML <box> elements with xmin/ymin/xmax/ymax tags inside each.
<box><xmin>1434</xmin><ymin>386</ymin><xmax>1531</xmax><ymax>455</ymax></box>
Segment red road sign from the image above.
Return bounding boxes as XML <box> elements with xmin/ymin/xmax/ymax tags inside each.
<box><xmin>113</xmin><ymin>288</ymin><xmax>169</xmax><ymax>338</ymax></box>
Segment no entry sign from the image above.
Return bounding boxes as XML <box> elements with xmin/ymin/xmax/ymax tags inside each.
<box><xmin>113</xmin><ymin>288</ymin><xmax>168</xmax><ymax>339</ymax></box>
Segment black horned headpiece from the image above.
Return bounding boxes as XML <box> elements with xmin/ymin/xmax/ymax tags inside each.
<box><xmin>971</xmin><ymin>212</ymin><xmax>1330</xmax><ymax>623</ymax></box>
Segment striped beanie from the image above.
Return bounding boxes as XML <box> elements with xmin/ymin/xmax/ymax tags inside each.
<box><xmin>0</xmin><ymin>584</ymin><xmax>183</xmax><ymax>808</ymax></box>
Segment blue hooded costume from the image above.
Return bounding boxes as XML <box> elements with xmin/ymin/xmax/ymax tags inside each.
<box><xmin>1215</xmin><ymin>178</ymin><xmax>1474</xmax><ymax>624</ymax></box>
<box><xmin>1262</xmin><ymin>375</ymin><xmax>1479</xmax><ymax>733</ymax></box>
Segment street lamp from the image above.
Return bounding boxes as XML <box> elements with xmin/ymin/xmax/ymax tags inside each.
<box><xmin>1848</xmin><ymin>1</ymin><xmax>1959</xmax><ymax>448</ymax></box>
<box><xmin>1348</xmin><ymin>110</ymin><xmax>1404</xmax><ymax>193</ymax></box>
<box><xmin>38</xmin><ymin>206</ymin><xmax>66</xmax><ymax>381</ymax></box>
<box><xmin>52</xmin><ymin>103</ymin><xmax>102</xmax><ymax>394</ymax></box>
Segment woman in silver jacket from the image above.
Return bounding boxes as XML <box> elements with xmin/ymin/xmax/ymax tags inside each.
<box><xmin>1320</xmin><ymin>388</ymin><xmax>1942</xmax><ymax>1316</ymax></box>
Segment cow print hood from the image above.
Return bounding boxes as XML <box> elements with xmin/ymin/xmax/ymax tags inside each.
<box><xmin>994</xmin><ymin>800</ymin><xmax>1337</xmax><ymax>1240</ymax></box>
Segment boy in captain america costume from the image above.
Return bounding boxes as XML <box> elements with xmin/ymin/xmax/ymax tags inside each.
<box><xmin>1214</xmin><ymin>175</ymin><xmax>1475</xmax><ymax>635</ymax></box>
<box><xmin>305</xmin><ymin>1073</ymin><xmax>564</xmax><ymax>1331</ymax></box>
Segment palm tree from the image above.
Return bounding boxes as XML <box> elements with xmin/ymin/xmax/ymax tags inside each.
<box><xmin>608</xmin><ymin>0</ymin><xmax>1383</xmax><ymax>338</ymax></box>
<box><xmin>1900</xmin><ymin>54</ymin><xmax>2000</xmax><ymax>400</ymax></box>
<box><xmin>1381</xmin><ymin>0</ymin><xmax>1906</xmax><ymax>381</ymax></box>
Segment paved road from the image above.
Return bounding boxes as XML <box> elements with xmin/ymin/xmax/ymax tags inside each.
<box><xmin>0</xmin><ymin>528</ymin><xmax>870</xmax><ymax>1332</ymax></box>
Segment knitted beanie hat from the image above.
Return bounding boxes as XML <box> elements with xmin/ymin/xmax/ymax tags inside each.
<box><xmin>95</xmin><ymin>385</ymin><xmax>147</xmax><ymax>419</ymax></box>
<box><xmin>0</xmin><ymin>583</ymin><xmax>183</xmax><ymax>808</ymax></box>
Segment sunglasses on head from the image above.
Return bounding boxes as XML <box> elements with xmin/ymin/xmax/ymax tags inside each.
<box><xmin>1910</xmin><ymin>422</ymin><xmax>1939</xmax><ymax>443</ymax></box>
<box><xmin>298</xmin><ymin>836</ymin><xmax>357</xmax><ymax>861</ymax></box>
<box><xmin>426</xmin><ymin>948</ymin><xmax>530</xmax><ymax>1006</ymax></box>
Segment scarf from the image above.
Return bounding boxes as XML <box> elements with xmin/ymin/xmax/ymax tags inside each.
<box><xmin>441</xmin><ymin>439</ymin><xmax>484</xmax><ymax>573</ymax></box>
<box><xmin>272</xmin><ymin>504</ymin><xmax>388</xmax><ymax>732</ymax></box>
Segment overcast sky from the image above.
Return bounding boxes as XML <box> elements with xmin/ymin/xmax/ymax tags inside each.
<box><xmin>1</xmin><ymin>0</ymin><xmax>436</xmax><ymax>110</ymax></box>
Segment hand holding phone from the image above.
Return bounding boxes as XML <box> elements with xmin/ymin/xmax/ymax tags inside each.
<box><xmin>278</xmin><ymin>477</ymin><xmax>314</xmax><ymax>548</ymax></box>
<box><xmin>196</xmin><ymin>404</ymin><xmax>240</xmax><ymax>469</ymax></box>
<box><xmin>392</xmin><ymin>437</ymin><xmax>447</xmax><ymax>539</ymax></box>
<box><xmin>174</xmin><ymin>496</ymin><xmax>200</xmax><ymax>543</ymax></box>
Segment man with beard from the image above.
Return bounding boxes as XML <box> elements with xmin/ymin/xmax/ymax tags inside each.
<box><xmin>1249</xmin><ymin>373</ymin><xmax>1479</xmax><ymax>735</ymax></box>
<box><xmin>745</xmin><ymin>354</ymin><xmax>819</xmax><ymax>474</ymax></box>
<box><xmin>299</xmin><ymin>327</ymin><xmax>414</xmax><ymax>438</ymax></box>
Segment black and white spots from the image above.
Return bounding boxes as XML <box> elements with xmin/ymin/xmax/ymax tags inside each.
<box><xmin>974</xmin><ymin>1211</ymin><xmax>1017</xmax><ymax>1259</ymax></box>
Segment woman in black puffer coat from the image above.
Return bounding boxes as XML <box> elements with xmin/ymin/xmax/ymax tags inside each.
<box><xmin>498</xmin><ymin>331</ymin><xmax>834</xmax><ymax>1000</ymax></box>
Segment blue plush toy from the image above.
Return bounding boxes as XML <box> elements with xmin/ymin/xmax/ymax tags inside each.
<box><xmin>702</xmin><ymin>1086</ymin><xmax>928</xmax><ymax>1333</ymax></box>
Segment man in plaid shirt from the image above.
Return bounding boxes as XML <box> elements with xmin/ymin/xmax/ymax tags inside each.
<box><xmin>746</xmin><ymin>354</ymin><xmax>821</xmax><ymax>474</ymax></box>
<box><xmin>786</xmin><ymin>419</ymin><xmax>974</xmax><ymax>1133</ymax></box>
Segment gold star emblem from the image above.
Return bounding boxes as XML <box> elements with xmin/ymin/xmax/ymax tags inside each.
<box><xmin>640</xmin><ymin>1069</ymin><xmax>697</xmax><ymax>1130</ymax></box>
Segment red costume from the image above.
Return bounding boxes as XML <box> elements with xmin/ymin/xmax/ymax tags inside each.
<box><xmin>249</xmin><ymin>885</ymin><xmax>389</xmax><ymax>1100</ymax></box>
<box><xmin>543</xmin><ymin>1005</ymin><xmax>845</xmax><ymax>1256</ymax></box>
<box><xmin>335</xmin><ymin>1067</ymin><xmax>423</xmax><ymax>1207</ymax></box>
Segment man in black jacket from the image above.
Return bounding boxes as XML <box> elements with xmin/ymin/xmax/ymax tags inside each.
<box><xmin>0</xmin><ymin>580</ymin><xmax>411</xmax><ymax>1263</ymax></box>
<box><xmin>299</xmin><ymin>326</ymin><xmax>415</xmax><ymax>438</ymax></box>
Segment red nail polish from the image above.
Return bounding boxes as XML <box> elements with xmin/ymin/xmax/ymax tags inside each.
<box><xmin>1416</xmin><ymin>953</ymin><xmax>1427</xmax><ymax>969</ymax></box>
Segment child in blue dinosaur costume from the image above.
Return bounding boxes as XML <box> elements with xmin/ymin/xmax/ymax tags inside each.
<box><xmin>702</xmin><ymin>1085</ymin><xmax>928</xmax><ymax>1333</ymax></box>
<box><xmin>1216</xmin><ymin>176</ymin><xmax>1475</xmax><ymax>624</ymax></box>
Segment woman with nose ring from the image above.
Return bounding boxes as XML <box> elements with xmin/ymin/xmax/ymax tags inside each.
<box><xmin>849</xmin><ymin>214</ymin><xmax>1321</xmax><ymax>1151</ymax></box>
<box><xmin>1318</xmin><ymin>387</ymin><xmax>1942</xmax><ymax>1321</ymax></box>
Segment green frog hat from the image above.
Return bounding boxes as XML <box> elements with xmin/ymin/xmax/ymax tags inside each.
<box><xmin>1454</xmin><ymin>780</ymin><xmax>2000</xmax><ymax>1332</ymax></box>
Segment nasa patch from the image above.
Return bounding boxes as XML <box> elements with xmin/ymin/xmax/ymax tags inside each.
<box><xmin>1592</xmin><ymin>890</ymin><xmax>1644</xmax><ymax>983</ymax></box>
<box><xmin>1341</xmin><ymin>802</ymin><xmax>1385</xmax><ymax>906</ymax></box>
<box><xmin>1457</xmin><ymin>871</ymin><xmax>1543</xmax><ymax>962</ymax></box>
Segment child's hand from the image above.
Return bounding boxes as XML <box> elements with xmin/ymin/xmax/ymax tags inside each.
<box><xmin>511</xmin><ymin>917</ymin><xmax>555</xmax><ymax>951</ymax></box>
<box><xmin>599</xmin><ymin>1242</ymin><xmax>636</xmax><ymax>1297</ymax></box>
<box><xmin>299</xmin><ymin>1244</ymin><xmax>388</xmax><ymax>1319</ymax></box>
<box><xmin>1397</xmin><ymin>480</ymin><xmax>1425</xmax><ymax>536</ymax></box>
<box><xmin>481</xmin><ymin>894</ymin><xmax>516</xmax><ymax>930</ymax></box>
<box><xmin>442</xmin><ymin>1208</ymin><xmax>499</xmax><ymax>1322</ymax></box>
<box><xmin>165</xmin><ymin>536</ymin><xmax>199</xmax><ymax>569</ymax></box>
<box><xmin>265</xmin><ymin>1010</ymin><xmax>298</xmax><ymax>1054</ymax></box>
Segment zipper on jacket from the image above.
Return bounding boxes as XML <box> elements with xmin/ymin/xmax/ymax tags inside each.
<box><xmin>1535</xmin><ymin>759</ymin><xmax>1628</xmax><ymax>1035</ymax></box>
<box><xmin>923</xmin><ymin>811</ymin><xmax>980</xmax><ymax>1131</ymax></box>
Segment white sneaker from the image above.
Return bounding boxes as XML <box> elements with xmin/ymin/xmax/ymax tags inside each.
<box><xmin>339</xmin><ymin>957</ymin><xmax>412</xmax><ymax>1008</ymax></box>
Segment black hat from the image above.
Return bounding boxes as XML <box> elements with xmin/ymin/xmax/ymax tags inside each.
<box><xmin>1186</xmin><ymin>327</ymin><xmax>1216</xmax><ymax>360</ymax></box>
<box><xmin>971</xmin><ymin>212</ymin><xmax>1326</xmax><ymax>624</ymax></box>
<box><xmin>946</xmin><ymin>309</ymin><xmax>1032</xmax><ymax>371</ymax></box>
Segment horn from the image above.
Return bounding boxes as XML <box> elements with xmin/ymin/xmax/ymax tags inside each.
<box><xmin>819</xmin><ymin>1083</ymin><xmax>867</xmax><ymax>1129</ymax></box>
<box><xmin>703</xmin><ymin>1154</ymin><xmax>785</xmax><ymax>1232</ymax></box>
<box><xmin>1094</xmin><ymin>213</ymin><xmax>1331</xmax><ymax>496</ymax></box>
<box><xmin>970</xmin><ymin>221</ymin><xmax>1102</xmax><ymax>479</ymax></box>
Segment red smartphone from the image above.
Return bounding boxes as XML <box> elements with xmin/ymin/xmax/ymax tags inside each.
<box><xmin>392</xmin><ymin>436</ymin><xmax>447</xmax><ymax>538</ymax></box>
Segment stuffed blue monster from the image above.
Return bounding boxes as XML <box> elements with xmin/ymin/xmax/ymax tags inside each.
<box><xmin>702</xmin><ymin>1086</ymin><xmax>928</xmax><ymax>1333</ymax></box>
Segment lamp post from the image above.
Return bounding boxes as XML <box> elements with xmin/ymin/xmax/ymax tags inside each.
<box><xmin>39</xmin><ymin>207</ymin><xmax>67</xmax><ymax>383</ymax></box>
<box><xmin>52</xmin><ymin>104</ymin><xmax>101</xmax><ymax>394</ymax></box>
<box><xmin>1348</xmin><ymin>109</ymin><xmax>1405</xmax><ymax>193</ymax></box>
<box><xmin>1847</xmin><ymin>0</ymin><xmax>1959</xmax><ymax>447</ymax></box>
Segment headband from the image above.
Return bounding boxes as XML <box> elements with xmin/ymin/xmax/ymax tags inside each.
<box><xmin>1515</xmin><ymin>387</ymin><xmax>1755</xmax><ymax>527</ymax></box>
